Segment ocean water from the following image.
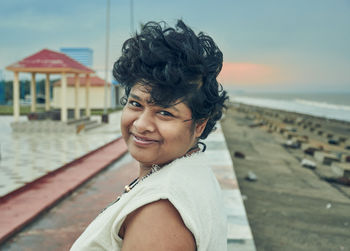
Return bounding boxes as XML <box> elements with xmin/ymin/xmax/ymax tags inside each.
<box><xmin>229</xmin><ymin>92</ymin><xmax>350</xmax><ymax>123</ymax></box>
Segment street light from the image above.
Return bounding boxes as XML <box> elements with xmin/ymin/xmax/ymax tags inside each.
<box><xmin>102</xmin><ymin>0</ymin><xmax>110</xmax><ymax>123</ymax></box>
<box><xmin>130</xmin><ymin>0</ymin><xmax>134</xmax><ymax>34</ymax></box>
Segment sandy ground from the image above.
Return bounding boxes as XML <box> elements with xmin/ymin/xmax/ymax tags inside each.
<box><xmin>221</xmin><ymin>103</ymin><xmax>350</xmax><ymax>251</ymax></box>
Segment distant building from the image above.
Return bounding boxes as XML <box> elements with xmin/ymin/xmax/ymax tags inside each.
<box><xmin>52</xmin><ymin>76</ymin><xmax>112</xmax><ymax>109</ymax></box>
<box><xmin>0</xmin><ymin>70</ymin><xmax>5</xmax><ymax>105</ymax></box>
<box><xmin>0</xmin><ymin>82</ymin><xmax>5</xmax><ymax>105</ymax></box>
<box><xmin>60</xmin><ymin>48</ymin><xmax>93</xmax><ymax>67</ymax></box>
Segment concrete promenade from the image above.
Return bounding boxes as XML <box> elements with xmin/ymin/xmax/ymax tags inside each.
<box><xmin>222</xmin><ymin>104</ymin><xmax>350</xmax><ymax>251</ymax></box>
<box><xmin>0</xmin><ymin>113</ymin><xmax>256</xmax><ymax>250</ymax></box>
<box><xmin>0</xmin><ymin>137</ymin><xmax>128</xmax><ymax>244</ymax></box>
<box><xmin>0</xmin><ymin>112</ymin><xmax>123</xmax><ymax>197</ymax></box>
<box><xmin>205</xmin><ymin>124</ymin><xmax>256</xmax><ymax>250</ymax></box>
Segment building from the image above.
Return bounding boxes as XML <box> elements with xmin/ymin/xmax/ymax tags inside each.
<box><xmin>58</xmin><ymin>48</ymin><xmax>122</xmax><ymax>108</ymax></box>
<box><xmin>52</xmin><ymin>75</ymin><xmax>112</xmax><ymax>109</ymax></box>
<box><xmin>0</xmin><ymin>70</ymin><xmax>5</xmax><ymax>105</ymax></box>
<box><xmin>60</xmin><ymin>48</ymin><xmax>93</xmax><ymax>67</ymax></box>
<box><xmin>6</xmin><ymin>48</ymin><xmax>95</xmax><ymax>122</ymax></box>
<box><xmin>0</xmin><ymin>81</ymin><xmax>5</xmax><ymax>105</ymax></box>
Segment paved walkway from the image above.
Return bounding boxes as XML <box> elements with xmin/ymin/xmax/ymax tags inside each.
<box><xmin>1</xmin><ymin>154</ymin><xmax>139</xmax><ymax>251</ymax></box>
<box><xmin>0</xmin><ymin>114</ymin><xmax>256</xmax><ymax>250</ymax></box>
<box><xmin>0</xmin><ymin>137</ymin><xmax>127</xmax><ymax>244</ymax></box>
<box><xmin>0</xmin><ymin>112</ymin><xmax>122</xmax><ymax>197</ymax></box>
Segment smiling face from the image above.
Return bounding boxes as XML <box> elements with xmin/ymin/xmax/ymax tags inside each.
<box><xmin>121</xmin><ymin>84</ymin><xmax>207</xmax><ymax>171</ymax></box>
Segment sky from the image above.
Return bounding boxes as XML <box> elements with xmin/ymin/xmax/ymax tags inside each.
<box><xmin>0</xmin><ymin>0</ymin><xmax>349</xmax><ymax>92</ymax></box>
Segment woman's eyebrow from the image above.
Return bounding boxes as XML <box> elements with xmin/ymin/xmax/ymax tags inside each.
<box><xmin>130</xmin><ymin>93</ymin><xmax>181</xmax><ymax>112</ymax></box>
<box><xmin>129</xmin><ymin>93</ymin><xmax>142</xmax><ymax>101</ymax></box>
<box><xmin>169</xmin><ymin>106</ymin><xmax>179</xmax><ymax>112</ymax></box>
<box><xmin>169</xmin><ymin>101</ymin><xmax>183</xmax><ymax>112</ymax></box>
<box><xmin>158</xmin><ymin>104</ymin><xmax>180</xmax><ymax>112</ymax></box>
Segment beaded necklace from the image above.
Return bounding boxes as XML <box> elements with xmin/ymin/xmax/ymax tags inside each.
<box><xmin>100</xmin><ymin>164</ymin><xmax>161</xmax><ymax>213</ymax></box>
<box><xmin>122</xmin><ymin>164</ymin><xmax>161</xmax><ymax>194</ymax></box>
<box><xmin>100</xmin><ymin>146</ymin><xmax>202</xmax><ymax>214</ymax></box>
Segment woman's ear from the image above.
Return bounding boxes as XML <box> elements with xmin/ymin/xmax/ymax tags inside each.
<box><xmin>194</xmin><ymin>119</ymin><xmax>208</xmax><ymax>138</ymax></box>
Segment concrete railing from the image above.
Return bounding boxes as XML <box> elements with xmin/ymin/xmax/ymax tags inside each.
<box><xmin>205</xmin><ymin>123</ymin><xmax>256</xmax><ymax>250</ymax></box>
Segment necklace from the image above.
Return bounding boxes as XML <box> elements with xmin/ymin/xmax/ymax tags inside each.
<box><xmin>124</xmin><ymin>164</ymin><xmax>161</xmax><ymax>193</ymax></box>
<box><xmin>100</xmin><ymin>147</ymin><xmax>201</xmax><ymax>214</ymax></box>
<box><xmin>100</xmin><ymin>164</ymin><xmax>161</xmax><ymax>214</ymax></box>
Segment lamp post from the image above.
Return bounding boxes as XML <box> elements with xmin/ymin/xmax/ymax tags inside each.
<box><xmin>102</xmin><ymin>0</ymin><xmax>110</xmax><ymax>123</ymax></box>
<box><xmin>130</xmin><ymin>0</ymin><xmax>134</xmax><ymax>34</ymax></box>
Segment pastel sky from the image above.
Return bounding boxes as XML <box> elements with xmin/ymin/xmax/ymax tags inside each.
<box><xmin>0</xmin><ymin>0</ymin><xmax>349</xmax><ymax>92</ymax></box>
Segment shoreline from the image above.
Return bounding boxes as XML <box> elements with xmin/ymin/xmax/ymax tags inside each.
<box><xmin>231</xmin><ymin>102</ymin><xmax>350</xmax><ymax>142</ymax></box>
<box><xmin>229</xmin><ymin>92</ymin><xmax>350</xmax><ymax>124</ymax></box>
<box><xmin>221</xmin><ymin>103</ymin><xmax>350</xmax><ymax>251</ymax></box>
<box><xmin>232</xmin><ymin>101</ymin><xmax>350</xmax><ymax>126</ymax></box>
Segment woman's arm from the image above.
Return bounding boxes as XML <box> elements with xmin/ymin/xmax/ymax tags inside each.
<box><xmin>121</xmin><ymin>199</ymin><xmax>196</xmax><ymax>251</ymax></box>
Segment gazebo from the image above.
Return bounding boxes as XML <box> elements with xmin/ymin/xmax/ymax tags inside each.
<box><xmin>6</xmin><ymin>49</ymin><xmax>95</xmax><ymax>123</ymax></box>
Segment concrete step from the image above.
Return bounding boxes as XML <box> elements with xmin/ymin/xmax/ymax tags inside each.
<box><xmin>84</xmin><ymin>121</ymin><xmax>104</xmax><ymax>131</ymax></box>
<box><xmin>67</xmin><ymin>116</ymin><xmax>90</xmax><ymax>125</ymax></box>
<box><xmin>74</xmin><ymin>120</ymin><xmax>103</xmax><ymax>133</ymax></box>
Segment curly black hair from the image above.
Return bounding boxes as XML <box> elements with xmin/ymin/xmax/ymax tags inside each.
<box><xmin>113</xmin><ymin>20</ymin><xmax>228</xmax><ymax>140</ymax></box>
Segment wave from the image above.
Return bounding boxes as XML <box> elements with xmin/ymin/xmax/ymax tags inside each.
<box><xmin>231</xmin><ymin>95</ymin><xmax>350</xmax><ymax>122</ymax></box>
<box><xmin>294</xmin><ymin>99</ymin><xmax>350</xmax><ymax>112</ymax></box>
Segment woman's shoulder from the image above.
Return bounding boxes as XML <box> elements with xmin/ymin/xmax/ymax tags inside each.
<box><xmin>164</xmin><ymin>152</ymin><xmax>218</xmax><ymax>191</ymax></box>
<box><xmin>139</xmin><ymin>152</ymin><xmax>223</xmax><ymax>213</ymax></box>
<box><xmin>121</xmin><ymin>199</ymin><xmax>196</xmax><ymax>251</ymax></box>
<box><xmin>114</xmin><ymin>152</ymin><xmax>227</xmax><ymax>250</ymax></box>
<box><xmin>142</xmin><ymin>152</ymin><xmax>216</xmax><ymax>193</ymax></box>
<box><xmin>164</xmin><ymin>152</ymin><xmax>212</xmax><ymax>177</ymax></box>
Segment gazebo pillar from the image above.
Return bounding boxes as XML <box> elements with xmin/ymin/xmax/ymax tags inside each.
<box><xmin>30</xmin><ymin>72</ymin><xmax>36</xmax><ymax>112</ymax></box>
<box><xmin>85</xmin><ymin>74</ymin><xmax>91</xmax><ymax>117</ymax></box>
<box><xmin>61</xmin><ymin>72</ymin><xmax>67</xmax><ymax>122</ymax></box>
<box><xmin>74</xmin><ymin>73</ymin><xmax>80</xmax><ymax>119</ymax></box>
<box><xmin>45</xmin><ymin>73</ymin><xmax>50</xmax><ymax>111</ymax></box>
<box><xmin>13</xmin><ymin>72</ymin><xmax>20</xmax><ymax>122</ymax></box>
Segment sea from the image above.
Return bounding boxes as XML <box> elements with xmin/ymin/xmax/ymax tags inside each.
<box><xmin>229</xmin><ymin>91</ymin><xmax>350</xmax><ymax>123</ymax></box>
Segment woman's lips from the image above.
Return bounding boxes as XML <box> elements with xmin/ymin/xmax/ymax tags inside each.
<box><xmin>132</xmin><ymin>134</ymin><xmax>159</xmax><ymax>146</ymax></box>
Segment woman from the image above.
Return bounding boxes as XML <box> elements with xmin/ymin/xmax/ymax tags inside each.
<box><xmin>71</xmin><ymin>20</ymin><xmax>228</xmax><ymax>251</ymax></box>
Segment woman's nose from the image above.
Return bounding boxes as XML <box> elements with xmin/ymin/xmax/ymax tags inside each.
<box><xmin>133</xmin><ymin>111</ymin><xmax>155</xmax><ymax>133</ymax></box>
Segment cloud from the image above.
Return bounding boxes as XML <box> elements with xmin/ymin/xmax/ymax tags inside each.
<box><xmin>218</xmin><ymin>62</ymin><xmax>287</xmax><ymax>86</ymax></box>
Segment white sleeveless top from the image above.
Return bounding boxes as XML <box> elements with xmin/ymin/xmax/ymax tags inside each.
<box><xmin>70</xmin><ymin>152</ymin><xmax>227</xmax><ymax>251</ymax></box>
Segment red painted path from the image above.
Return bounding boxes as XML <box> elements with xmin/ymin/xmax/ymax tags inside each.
<box><xmin>0</xmin><ymin>137</ymin><xmax>128</xmax><ymax>244</ymax></box>
<box><xmin>1</xmin><ymin>155</ymin><xmax>138</xmax><ymax>250</ymax></box>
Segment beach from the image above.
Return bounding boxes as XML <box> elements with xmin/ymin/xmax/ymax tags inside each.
<box><xmin>221</xmin><ymin>103</ymin><xmax>350</xmax><ymax>251</ymax></box>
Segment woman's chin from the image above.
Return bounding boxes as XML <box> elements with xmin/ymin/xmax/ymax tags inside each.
<box><xmin>129</xmin><ymin>152</ymin><xmax>156</xmax><ymax>167</ymax></box>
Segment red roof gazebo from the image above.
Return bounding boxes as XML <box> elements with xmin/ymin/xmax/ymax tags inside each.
<box><xmin>6</xmin><ymin>49</ymin><xmax>95</xmax><ymax>122</ymax></box>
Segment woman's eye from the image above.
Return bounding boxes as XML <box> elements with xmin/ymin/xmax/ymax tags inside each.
<box><xmin>128</xmin><ymin>100</ymin><xmax>141</xmax><ymax>107</ymax></box>
<box><xmin>159</xmin><ymin>111</ymin><xmax>174</xmax><ymax>117</ymax></box>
